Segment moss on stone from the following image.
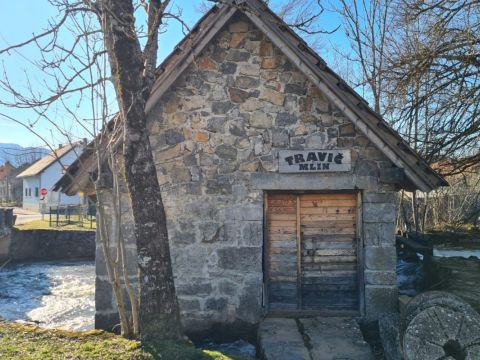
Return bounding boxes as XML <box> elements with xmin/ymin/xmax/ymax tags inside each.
<box><xmin>0</xmin><ymin>321</ymin><xmax>253</xmax><ymax>360</ymax></box>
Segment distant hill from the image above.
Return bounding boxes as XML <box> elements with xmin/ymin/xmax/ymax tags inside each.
<box><xmin>0</xmin><ymin>143</ymin><xmax>49</xmax><ymax>167</ymax></box>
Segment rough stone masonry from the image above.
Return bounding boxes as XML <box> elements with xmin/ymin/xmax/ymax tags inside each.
<box><xmin>95</xmin><ymin>14</ymin><xmax>398</xmax><ymax>333</ymax></box>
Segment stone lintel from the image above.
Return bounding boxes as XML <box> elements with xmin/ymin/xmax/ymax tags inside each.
<box><xmin>251</xmin><ymin>173</ymin><xmax>378</xmax><ymax>191</ymax></box>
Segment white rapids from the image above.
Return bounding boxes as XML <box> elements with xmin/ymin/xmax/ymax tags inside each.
<box><xmin>433</xmin><ymin>248</ymin><xmax>480</xmax><ymax>259</ymax></box>
<box><xmin>0</xmin><ymin>261</ymin><xmax>95</xmax><ymax>330</ymax></box>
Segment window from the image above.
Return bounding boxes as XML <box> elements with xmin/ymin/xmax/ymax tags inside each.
<box><xmin>28</xmin><ymin>188</ymin><xmax>31</xmax><ymax>197</ymax></box>
<box><xmin>35</xmin><ymin>188</ymin><xmax>39</xmax><ymax>197</ymax></box>
<box><xmin>25</xmin><ymin>188</ymin><xmax>28</xmax><ymax>196</ymax></box>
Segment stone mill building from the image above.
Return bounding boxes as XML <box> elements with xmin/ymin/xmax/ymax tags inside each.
<box><xmin>55</xmin><ymin>0</ymin><xmax>446</xmax><ymax>334</ymax></box>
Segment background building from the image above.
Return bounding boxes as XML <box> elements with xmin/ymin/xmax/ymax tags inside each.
<box><xmin>0</xmin><ymin>162</ymin><xmax>17</xmax><ymax>204</ymax></box>
<box><xmin>17</xmin><ymin>143</ymin><xmax>84</xmax><ymax>212</ymax></box>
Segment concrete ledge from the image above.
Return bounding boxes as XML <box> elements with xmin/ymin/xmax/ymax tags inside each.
<box><xmin>8</xmin><ymin>229</ymin><xmax>95</xmax><ymax>261</ymax></box>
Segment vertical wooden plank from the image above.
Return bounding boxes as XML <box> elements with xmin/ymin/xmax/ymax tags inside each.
<box><xmin>300</xmin><ymin>192</ymin><xmax>359</xmax><ymax>312</ymax></box>
<box><xmin>356</xmin><ymin>191</ymin><xmax>365</xmax><ymax>317</ymax></box>
<box><xmin>296</xmin><ymin>194</ymin><xmax>302</xmax><ymax>309</ymax></box>
<box><xmin>263</xmin><ymin>191</ymin><xmax>269</xmax><ymax>313</ymax></box>
<box><xmin>267</xmin><ymin>193</ymin><xmax>299</xmax><ymax>310</ymax></box>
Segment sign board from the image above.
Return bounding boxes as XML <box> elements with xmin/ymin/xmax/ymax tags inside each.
<box><xmin>40</xmin><ymin>188</ymin><xmax>48</xmax><ymax>196</ymax></box>
<box><xmin>278</xmin><ymin>150</ymin><xmax>351</xmax><ymax>173</ymax></box>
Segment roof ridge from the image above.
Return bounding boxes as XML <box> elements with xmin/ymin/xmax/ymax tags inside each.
<box><xmin>16</xmin><ymin>141</ymin><xmax>83</xmax><ymax>179</ymax></box>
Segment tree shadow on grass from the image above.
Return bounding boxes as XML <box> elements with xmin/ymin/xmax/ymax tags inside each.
<box><xmin>142</xmin><ymin>340</ymin><xmax>255</xmax><ymax>360</ymax></box>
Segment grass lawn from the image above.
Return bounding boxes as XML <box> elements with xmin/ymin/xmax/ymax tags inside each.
<box><xmin>0</xmin><ymin>321</ymin><xmax>252</xmax><ymax>360</ymax></box>
<box><xmin>15</xmin><ymin>216</ymin><xmax>96</xmax><ymax>231</ymax></box>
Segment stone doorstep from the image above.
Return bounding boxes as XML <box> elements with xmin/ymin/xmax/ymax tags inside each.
<box><xmin>258</xmin><ymin>317</ymin><xmax>374</xmax><ymax>360</ymax></box>
<box><xmin>258</xmin><ymin>318</ymin><xmax>311</xmax><ymax>360</ymax></box>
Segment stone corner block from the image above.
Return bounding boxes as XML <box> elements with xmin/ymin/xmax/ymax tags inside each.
<box><xmin>95</xmin><ymin>311</ymin><xmax>120</xmax><ymax>332</ymax></box>
<box><xmin>363</xmin><ymin>192</ymin><xmax>395</xmax><ymax>204</ymax></box>
<box><xmin>363</xmin><ymin>202</ymin><xmax>396</xmax><ymax>223</ymax></box>
<box><xmin>365</xmin><ymin>285</ymin><xmax>398</xmax><ymax>320</ymax></box>
<box><xmin>95</xmin><ymin>277</ymin><xmax>114</xmax><ymax>312</ymax></box>
<box><xmin>365</xmin><ymin>246</ymin><xmax>396</xmax><ymax>271</ymax></box>
<box><xmin>363</xmin><ymin>222</ymin><xmax>395</xmax><ymax>246</ymax></box>
<box><xmin>365</xmin><ymin>270</ymin><xmax>396</xmax><ymax>286</ymax></box>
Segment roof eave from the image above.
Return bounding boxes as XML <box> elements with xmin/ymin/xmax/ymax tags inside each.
<box><xmin>58</xmin><ymin>0</ymin><xmax>447</xmax><ymax>195</ymax></box>
<box><xmin>241</xmin><ymin>0</ymin><xmax>446</xmax><ymax>192</ymax></box>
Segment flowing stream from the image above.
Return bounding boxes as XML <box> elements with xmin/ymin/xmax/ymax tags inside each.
<box><xmin>0</xmin><ymin>261</ymin><xmax>257</xmax><ymax>357</ymax></box>
<box><xmin>397</xmin><ymin>247</ymin><xmax>480</xmax><ymax>312</ymax></box>
<box><xmin>0</xmin><ymin>261</ymin><xmax>95</xmax><ymax>330</ymax></box>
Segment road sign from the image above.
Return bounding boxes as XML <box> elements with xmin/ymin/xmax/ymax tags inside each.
<box><xmin>40</xmin><ymin>188</ymin><xmax>48</xmax><ymax>196</ymax></box>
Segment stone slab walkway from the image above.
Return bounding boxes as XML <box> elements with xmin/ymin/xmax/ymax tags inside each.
<box><xmin>258</xmin><ymin>317</ymin><xmax>373</xmax><ymax>360</ymax></box>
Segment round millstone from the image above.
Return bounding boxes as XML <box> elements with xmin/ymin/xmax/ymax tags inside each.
<box><xmin>401</xmin><ymin>292</ymin><xmax>480</xmax><ymax>360</ymax></box>
<box><xmin>401</xmin><ymin>291</ymin><xmax>475</xmax><ymax>334</ymax></box>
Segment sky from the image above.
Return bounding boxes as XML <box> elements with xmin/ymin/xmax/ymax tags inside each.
<box><xmin>0</xmin><ymin>0</ymin><xmax>348</xmax><ymax>149</ymax></box>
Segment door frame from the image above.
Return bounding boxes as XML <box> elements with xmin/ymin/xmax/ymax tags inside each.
<box><xmin>262</xmin><ymin>190</ymin><xmax>364</xmax><ymax>317</ymax></box>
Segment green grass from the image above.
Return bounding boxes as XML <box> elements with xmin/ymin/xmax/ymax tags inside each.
<box><xmin>0</xmin><ymin>321</ymin><xmax>253</xmax><ymax>360</ymax></box>
<box><xmin>15</xmin><ymin>216</ymin><xmax>96</xmax><ymax>231</ymax></box>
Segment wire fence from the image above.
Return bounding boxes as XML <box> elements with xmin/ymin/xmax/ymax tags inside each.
<box><xmin>48</xmin><ymin>204</ymin><xmax>96</xmax><ymax>229</ymax></box>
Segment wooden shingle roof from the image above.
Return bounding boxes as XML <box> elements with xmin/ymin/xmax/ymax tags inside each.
<box><xmin>145</xmin><ymin>0</ymin><xmax>447</xmax><ymax>191</ymax></box>
<box><xmin>17</xmin><ymin>142</ymin><xmax>81</xmax><ymax>178</ymax></box>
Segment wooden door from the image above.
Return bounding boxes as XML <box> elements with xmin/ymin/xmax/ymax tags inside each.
<box><xmin>266</xmin><ymin>192</ymin><xmax>359</xmax><ymax>312</ymax></box>
<box><xmin>299</xmin><ymin>193</ymin><xmax>358</xmax><ymax>311</ymax></box>
<box><xmin>266</xmin><ymin>194</ymin><xmax>298</xmax><ymax>310</ymax></box>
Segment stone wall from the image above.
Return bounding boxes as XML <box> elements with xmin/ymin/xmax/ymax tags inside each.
<box><xmin>94</xmin><ymin>186</ymin><xmax>138</xmax><ymax>331</ymax></box>
<box><xmin>0</xmin><ymin>208</ymin><xmax>14</xmax><ymax>261</ymax></box>
<box><xmin>95</xmin><ymin>14</ymin><xmax>398</xmax><ymax>333</ymax></box>
<box><xmin>8</xmin><ymin>229</ymin><xmax>95</xmax><ymax>261</ymax></box>
<box><xmin>363</xmin><ymin>193</ymin><xmax>398</xmax><ymax>318</ymax></box>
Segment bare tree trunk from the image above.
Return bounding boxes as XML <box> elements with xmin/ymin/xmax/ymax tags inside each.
<box><xmin>110</xmin><ymin>153</ymin><xmax>140</xmax><ymax>337</ymax></box>
<box><xmin>96</xmin><ymin>183</ymin><xmax>132</xmax><ymax>338</ymax></box>
<box><xmin>412</xmin><ymin>191</ymin><xmax>418</xmax><ymax>233</ymax></box>
<box><xmin>99</xmin><ymin>0</ymin><xmax>182</xmax><ymax>341</ymax></box>
<box><xmin>400</xmin><ymin>191</ymin><xmax>411</xmax><ymax>233</ymax></box>
<box><xmin>421</xmin><ymin>192</ymin><xmax>429</xmax><ymax>232</ymax></box>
